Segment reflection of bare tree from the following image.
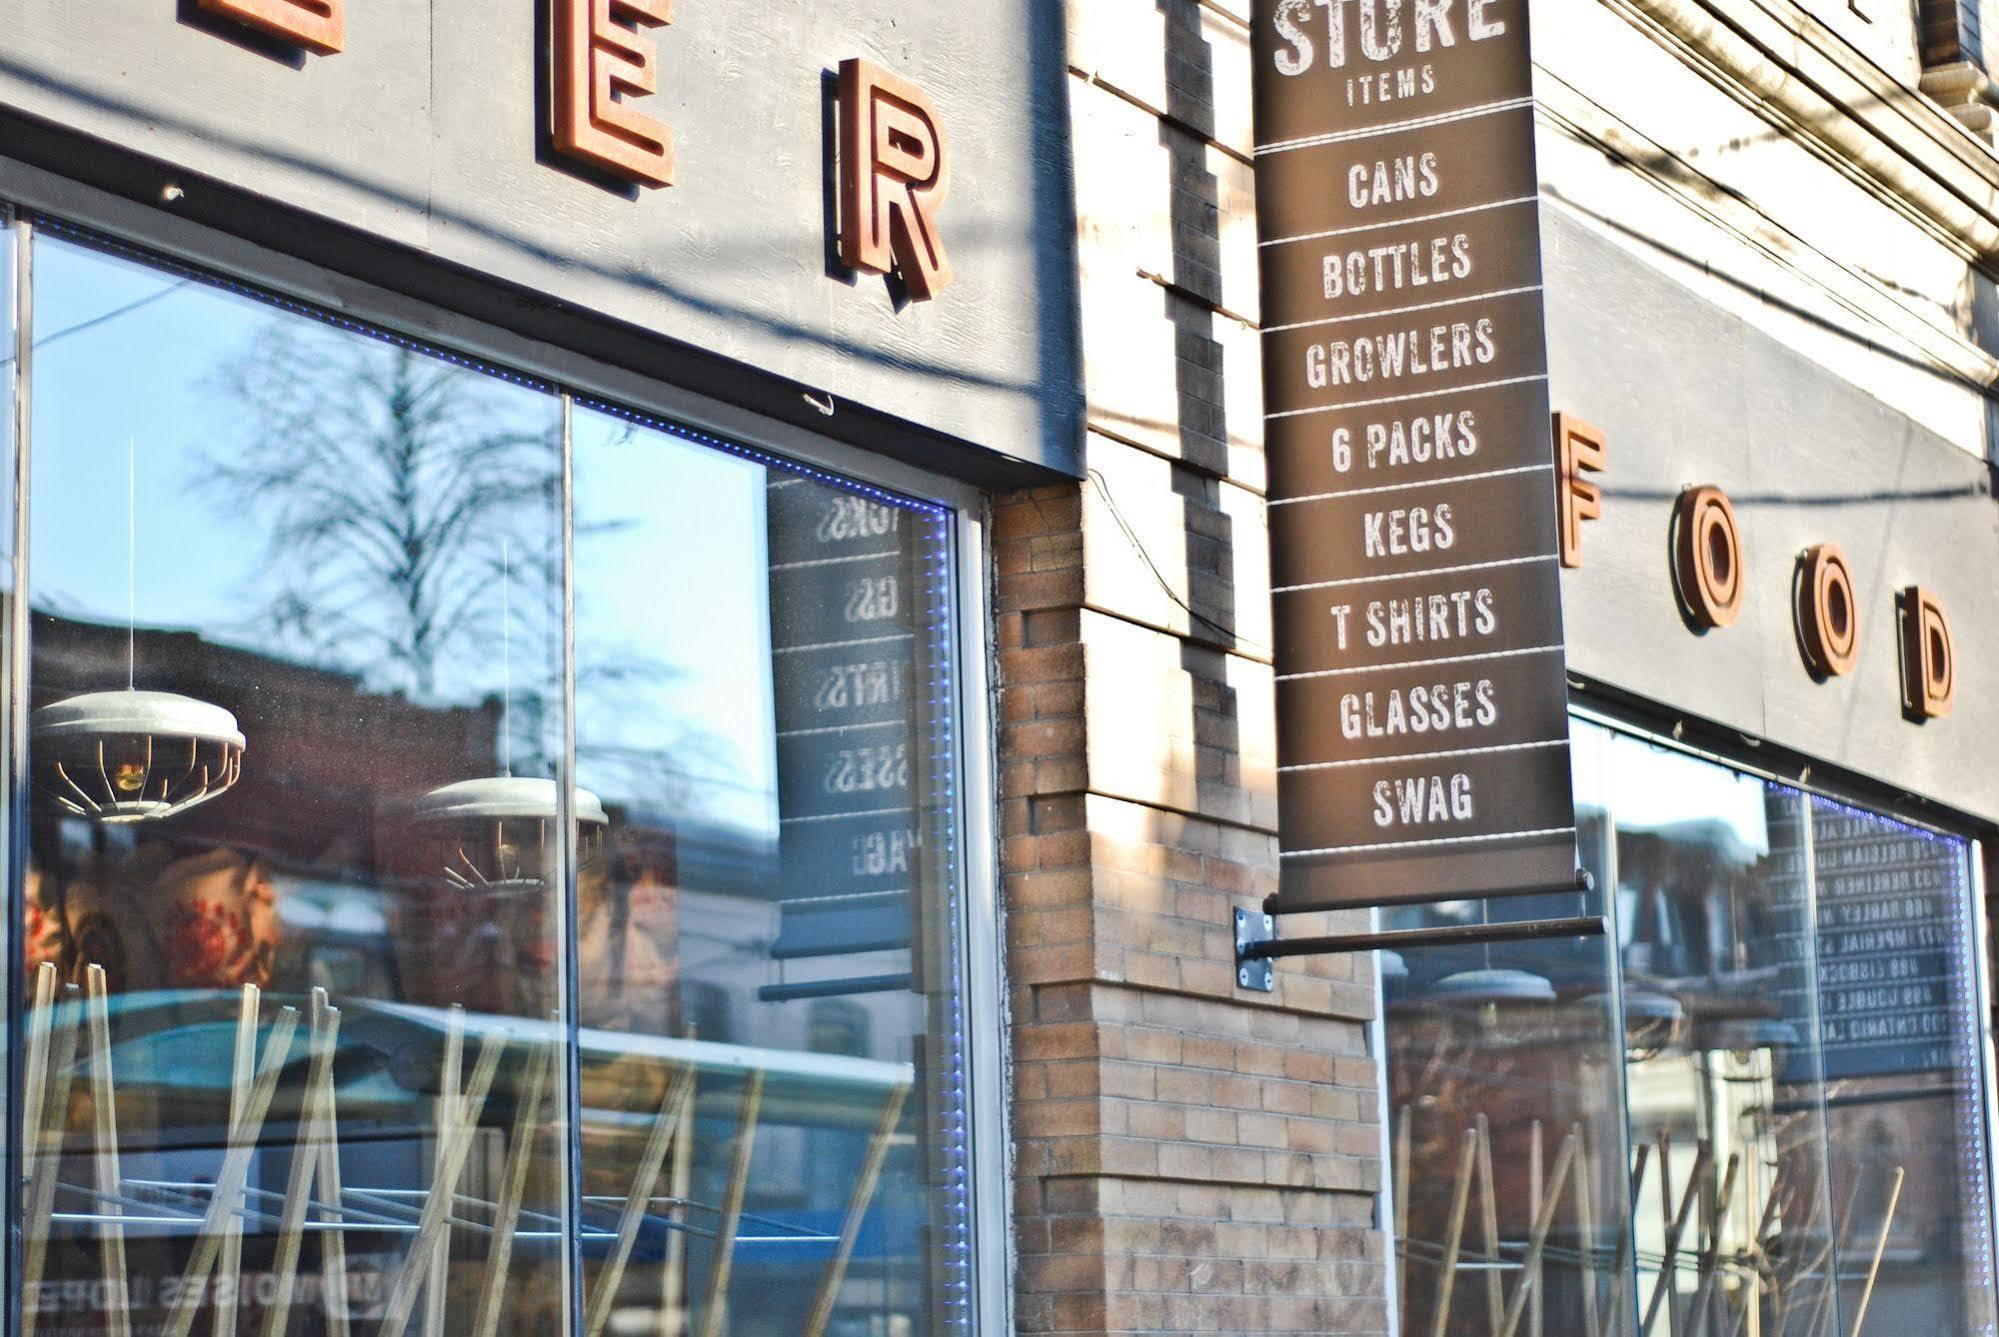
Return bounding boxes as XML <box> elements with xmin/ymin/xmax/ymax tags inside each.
<box><xmin>207</xmin><ymin>319</ymin><xmax>741</xmax><ymax>820</ymax></box>
<box><xmin>204</xmin><ymin>320</ymin><xmax>559</xmax><ymax>703</ymax></box>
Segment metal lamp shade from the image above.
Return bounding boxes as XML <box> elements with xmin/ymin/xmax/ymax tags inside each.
<box><xmin>405</xmin><ymin>776</ymin><xmax>608</xmax><ymax>893</ymax></box>
<box><xmin>1428</xmin><ymin>967</ymin><xmax>1559</xmax><ymax>1004</ymax></box>
<box><xmin>32</xmin><ymin>689</ymin><xmax>246</xmax><ymax>823</ymax></box>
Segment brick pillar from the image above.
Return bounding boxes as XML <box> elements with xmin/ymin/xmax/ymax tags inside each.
<box><xmin>995</xmin><ymin>4</ymin><xmax>1391</xmax><ymax>1328</ymax></box>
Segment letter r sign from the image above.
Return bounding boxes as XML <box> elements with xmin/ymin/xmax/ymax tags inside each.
<box><xmin>839</xmin><ymin>59</ymin><xmax>954</xmax><ymax>301</ymax></box>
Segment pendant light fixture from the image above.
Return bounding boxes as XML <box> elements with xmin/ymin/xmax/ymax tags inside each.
<box><xmin>406</xmin><ymin>541</ymin><xmax>605</xmax><ymax>891</ymax></box>
<box><xmin>32</xmin><ymin>440</ymin><xmax>246</xmax><ymax>823</ymax></box>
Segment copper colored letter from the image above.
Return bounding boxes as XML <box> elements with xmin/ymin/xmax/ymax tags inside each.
<box><xmin>1554</xmin><ymin>413</ymin><xmax>1605</xmax><ymax>569</ymax></box>
<box><xmin>1899</xmin><ymin>586</ymin><xmax>1954</xmax><ymax>720</ymax></box>
<box><xmin>554</xmin><ymin>0</ymin><xmax>675</xmax><ymax>189</ymax></box>
<box><xmin>197</xmin><ymin>0</ymin><xmax>343</xmax><ymax>53</ymax></box>
<box><xmin>1795</xmin><ymin>543</ymin><xmax>1860</xmax><ymax>678</ymax></box>
<box><xmin>1672</xmin><ymin>486</ymin><xmax>1743</xmax><ymax>629</ymax></box>
<box><xmin>839</xmin><ymin>58</ymin><xmax>954</xmax><ymax>301</ymax></box>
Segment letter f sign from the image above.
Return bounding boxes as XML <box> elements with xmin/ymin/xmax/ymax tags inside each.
<box><xmin>839</xmin><ymin>59</ymin><xmax>954</xmax><ymax>301</ymax></box>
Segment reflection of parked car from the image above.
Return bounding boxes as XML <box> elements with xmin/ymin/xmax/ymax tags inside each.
<box><xmin>29</xmin><ymin>989</ymin><xmax>925</xmax><ymax>1336</ymax></box>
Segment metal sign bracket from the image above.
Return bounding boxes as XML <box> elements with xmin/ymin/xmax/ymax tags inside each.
<box><xmin>1232</xmin><ymin>874</ymin><xmax>1602</xmax><ymax>994</ymax></box>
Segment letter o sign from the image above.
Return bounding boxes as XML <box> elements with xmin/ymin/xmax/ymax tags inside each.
<box><xmin>1796</xmin><ymin>544</ymin><xmax>1860</xmax><ymax>678</ymax></box>
<box><xmin>1672</xmin><ymin>486</ymin><xmax>1743</xmax><ymax>629</ymax></box>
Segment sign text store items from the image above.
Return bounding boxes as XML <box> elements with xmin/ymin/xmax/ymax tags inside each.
<box><xmin>1253</xmin><ymin>0</ymin><xmax>1578</xmax><ymax>909</ymax></box>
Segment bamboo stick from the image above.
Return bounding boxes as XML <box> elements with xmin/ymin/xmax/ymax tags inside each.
<box><xmin>1395</xmin><ymin>1106</ymin><xmax>1412</xmax><ymax>1324</ymax></box>
<box><xmin>1605</xmin><ymin>1142</ymin><xmax>1651</xmax><ymax>1337</ymax></box>
<box><xmin>84</xmin><ymin>967</ymin><xmax>132</xmax><ymax>1337</ymax></box>
<box><xmin>1655</xmin><ymin>1135</ymin><xmax>1671</xmax><ymax>1335</ymax></box>
<box><xmin>1574</xmin><ymin>1125</ymin><xmax>1599</xmax><ymax>1337</ymax></box>
<box><xmin>1430</xmin><ymin>1128</ymin><xmax>1482</xmax><ymax>1337</ymax></box>
<box><xmin>218</xmin><ymin>985</ymin><xmax>261</xmax><ymax>1337</ymax></box>
<box><xmin>1498</xmin><ymin>1132</ymin><xmax>1581</xmax><ymax>1337</ymax></box>
<box><xmin>473</xmin><ymin>1042</ymin><xmax>553</xmax><ymax>1337</ymax></box>
<box><xmin>1725</xmin><ymin>1171</ymin><xmax>1789</xmax><ymax>1337</ymax></box>
<box><xmin>258</xmin><ymin>990</ymin><xmax>341</xmax><ymax>1337</ymax></box>
<box><xmin>26</xmin><ymin>984</ymin><xmax>81</xmax><ymax>1310</ymax></box>
<box><xmin>1845</xmin><ymin>1169</ymin><xmax>1904</xmax><ymax>1337</ymax></box>
<box><xmin>697</xmin><ymin>1070</ymin><xmax>767</xmax><ymax>1337</ymax></box>
<box><xmin>663</xmin><ymin>1069</ymin><xmax>698</xmax><ymax>1337</ymax></box>
<box><xmin>425</xmin><ymin>1009</ymin><xmax>464</xmax><ymax>1337</ymax></box>
<box><xmin>1770</xmin><ymin>1170</ymin><xmax>1822</xmax><ymax>1337</ymax></box>
<box><xmin>1530</xmin><ymin>1121</ymin><xmax>1544</xmax><ymax>1337</ymax></box>
<box><xmin>374</xmin><ymin>1029</ymin><xmax>505</xmax><ymax>1337</ymax></box>
<box><xmin>315</xmin><ymin>993</ymin><xmax>351</xmax><ymax>1337</ymax></box>
<box><xmin>1642</xmin><ymin>1140</ymin><xmax>1711</xmax><ymax>1337</ymax></box>
<box><xmin>584</xmin><ymin>1064</ymin><xmax>696</xmax><ymax>1337</ymax></box>
<box><xmin>162</xmin><ymin>1004</ymin><xmax>300</xmax><ymax>1337</ymax></box>
<box><xmin>1477</xmin><ymin>1114</ymin><xmax>1504</xmax><ymax>1336</ymax></box>
<box><xmin>1687</xmin><ymin>1152</ymin><xmax>1741</xmax><ymax>1337</ymax></box>
<box><xmin>1802</xmin><ymin>1175</ymin><xmax>1862</xmax><ymax>1337</ymax></box>
<box><xmin>804</xmin><ymin>1082</ymin><xmax>913</xmax><ymax>1337</ymax></box>
<box><xmin>21</xmin><ymin>961</ymin><xmax>59</xmax><ymax>1337</ymax></box>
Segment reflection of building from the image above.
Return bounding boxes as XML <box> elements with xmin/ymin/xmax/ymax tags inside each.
<box><xmin>31</xmin><ymin>612</ymin><xmax>501</xmax><ymax>873</ymax></box>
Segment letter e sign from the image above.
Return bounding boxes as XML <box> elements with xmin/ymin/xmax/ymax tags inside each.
<box><xmin>839</xmin><ymin>58</ymin><xmax>953</xmax><ymax>301</ymax></box>
<box><xmin>197</xmin><ymin>0</ymin><xmax>343</xmax><ymax>53</ymax></box>
<box><xmin>554</xmin><ymin>0</ymin><xmax>675</xmax><ymax>188</ymax></box>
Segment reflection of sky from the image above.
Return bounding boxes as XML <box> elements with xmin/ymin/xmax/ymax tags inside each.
<box><xmin>31</xmin><ymin>241</ymin><xmax>286</xmax><ymax>633</ymax></box>
<box><xmin>30</xmin><ymin>237</ymin><xmax>775</xmax><ymax>832</ymax></box>
<box><xmin>1601</xmin><ymin>731</ymin><xmax>1771</xmax><ymax>858</ymax></box>
<box><xmin>572</xmin><ymin>409</ymin><xmax>776</xmax><ymax>831</ymax></box>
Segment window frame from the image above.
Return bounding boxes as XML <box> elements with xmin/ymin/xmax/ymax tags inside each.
<box><xmin>0</xmin><ymin>169</ymin><xmax>1012</xmax><ymax>1337</ymax></box>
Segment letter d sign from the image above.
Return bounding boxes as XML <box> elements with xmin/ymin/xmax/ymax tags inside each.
<box><xmin>1900</xmin><ymin>587</ymin><xmax>1955</xmax><ymax>721</ymax></box>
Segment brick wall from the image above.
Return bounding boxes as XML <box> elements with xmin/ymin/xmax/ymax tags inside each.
<box><xmin>995</xmin><ymin>3</ymin><xmax>1391</xmax><ymax>1331</ymax></box>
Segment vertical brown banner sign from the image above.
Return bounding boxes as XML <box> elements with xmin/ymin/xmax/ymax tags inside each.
<box><xmin>1253</xmin><ymin>0</ymin><xmax>1578</xmax><ymax>910</ymax></box>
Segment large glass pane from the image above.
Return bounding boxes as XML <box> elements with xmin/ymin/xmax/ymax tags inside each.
<box><xmin>1380</xmin><ymin>721</ymin><xmax>1632</xmax><ymax>1334</ymax></box>
<box><xmin>1562</xmin><ymin>720</ymin><xmax>1999</xmax><ymax>1337</ymax></box>
<box><xmin>572</xmin><ymin>405</ymin><xmax>972</xmax><ymax>1335</ymax></box>
<box><xmin>22</xmin><ymin>233</ymin><xmax>571</xmax><ymax>1334</ymax></box>
<box><xmin>1805</xmin><ymin>797</ymin><xmax>1995</xmax><ymax>1334</ymax></box>
<box><xmin>1604</xmin><ymin>731</ymin><xmax>1840</xmax><ymax>1335</ymax></box>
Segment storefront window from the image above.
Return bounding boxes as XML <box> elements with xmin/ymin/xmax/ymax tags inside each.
<box><xmin>1607</xmin><ymin>731</ymin><xmax>1996</xmax><ymax>1335</ymax></box>
<box><xmin>22</xmin><ymin>231</ymin><xmax>572</xmax><ymax>1333</ymax></box>
<box><xmin>10</xmin><ymin>227</ymin><xmax>980</xmax><ymax>1335</ymax></box>
<box><xmin>1384</xmin><ymin>717</ymin><xmax>1999</xmax><ymax>1334</ymax></box>
<box><xmin>572</xmin><ymin>404</ymin><xmax>972</xmax><ymax>1335</ymax></box>
<box><xmin>1379</xmin><ymin>829</ymin><xmax>1633</xmax><ymax>1333</ymax></box>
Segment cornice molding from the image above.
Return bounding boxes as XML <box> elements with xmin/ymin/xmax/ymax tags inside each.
<box><xmin>1606</xmin><ymin>0</ymin><xmax>1999</xmax><ymax>262</ymax></box>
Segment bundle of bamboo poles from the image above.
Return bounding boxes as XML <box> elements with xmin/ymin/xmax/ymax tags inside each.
<box><xmin>1393</xmin><ymin>1108</ymin><xmax>1906</xmax><ymax>1337</ymax></box>
<box><xmin>18</xmin><ymin>965</ymin><xmax>913</xmax><ymax>1337</ymax></box>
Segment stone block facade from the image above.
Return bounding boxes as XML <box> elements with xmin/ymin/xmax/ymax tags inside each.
<box><xmin>995</xmin><ymin>4</ymin><xmax>1392</xmax><ymax>1330</ymax></box>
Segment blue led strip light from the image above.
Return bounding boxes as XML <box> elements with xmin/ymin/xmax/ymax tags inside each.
<box><xmin>573</xmin><ymin>397</ymin><xmax>949</xmax><ymax>517</ymax></box>
<box><xmin>919</xmin><ymin>506</ymin><xmax>975</xmax><ymax>1329</ymax></box>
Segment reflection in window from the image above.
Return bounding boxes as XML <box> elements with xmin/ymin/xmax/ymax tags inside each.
<box><xmin>23</xmin><ymin>234</ymin><xmax>572</xmax><ymax>1333</ymax></box>
<box><xmin>571</xmin><ymin>405</ymin><xmax>971</xmax><ymax>1335</ymax></box>
<box><xmin>14</xmin><ymin>229</ymin><xmax>979</xmax><ymax>1337</ymax></box>
<box><xmin>1381</xmin><ymin>887</ymin><xmax>1632</xmax><ymax>1334</ymax></box>
<box><xmin>1384</xmin><ymin>719</ymin><xmax>1998</xmax><ymax>1334</ymax></box>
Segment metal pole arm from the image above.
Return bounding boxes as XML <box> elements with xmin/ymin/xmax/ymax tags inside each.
<box><xmin>1234</xmin><ymin>907</ymin><xmax>1607</xmax><ymax>992</ymax></box>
